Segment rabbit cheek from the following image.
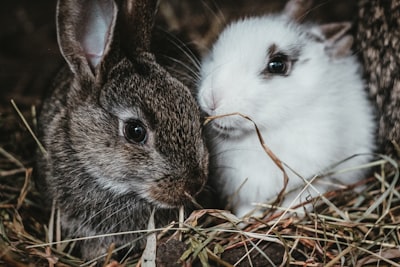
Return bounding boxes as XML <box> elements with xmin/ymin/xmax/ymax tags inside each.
<box><xmin>147</xmin><ymin>180</ymin><xmax>186</xmax><ymax>207</ymax></box>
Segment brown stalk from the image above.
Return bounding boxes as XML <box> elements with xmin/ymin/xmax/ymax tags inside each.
<box><xmin>205</xmin><ymin>112</ymin><xmax>289</xmax><ymax>206</ymax></box>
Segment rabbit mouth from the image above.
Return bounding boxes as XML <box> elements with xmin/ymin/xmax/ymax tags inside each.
<box><xmin>147</xmin><ymin>175</ymin><xmax>207</xmax><ymax>208</ymax></box>
<box><xmin>209</xmin><ymin>120</ymin><xmax>246</xmax><ymax>138</ymax></box>
<box><xmin>211</xmin><ymin>120</ymin><xmax>236</xmax><ymax>133</ymax></box>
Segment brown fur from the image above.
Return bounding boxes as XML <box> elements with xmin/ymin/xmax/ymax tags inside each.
<box><xmin>356</xmin><ymin>0</ymin><xmax>400</xmax><ymax>159</ymax></box>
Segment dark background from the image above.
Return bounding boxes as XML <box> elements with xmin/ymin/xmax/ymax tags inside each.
<box><xmin>0</xmin><ymin>0</ymin><xmax>356</xmax><ymax>162</ymax></box>
<box><xmin>0</xmin><ymin>0</ymin><xmax>356</xmax><ymax>106</ymax></box>
<box><xmin>1</xmin><ymin>1</ymin><xmax>60</xmax><ymax>109</ymax></box>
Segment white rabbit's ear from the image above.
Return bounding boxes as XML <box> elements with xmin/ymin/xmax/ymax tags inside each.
<box><xmin>310</xmin><ymin>22</ymin><xmax>354</xmax><ymax>58</ymax></box>
<box><xmin>283</xmin><ymin>1</ymin><xmax>353</xmax><ymax>58</ymax></box>
<box><xmin>283</xmin><ymin>0</ymin><xmax>314</xmax><ymax>22</ymax></box>
<box><xmin>56</xmin><ymin>0</ymin><xmax>117</xmax><ymax>78</ymax></box>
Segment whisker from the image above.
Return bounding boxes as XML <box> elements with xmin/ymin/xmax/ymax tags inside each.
<box><xmin>201</xmin><ymin>0</ymin><xmax>227</xmax><ymax>28</ymax></box>
<box><xmin>164</xmin><ymin>56</ymin><xmax>200</xmax><ymax>81</ymax></box>
<box><xmin>290</xmin><ymin>0</ymin><xmax>331</xmax><ymax>23</ymax></box>
<box><xmin>208</xmin><ymin>146</ymin><xmax>265</xmax><ymax>159</ymax></box>
<box><xmin>104</xmin><ymin>203</ymin><xmax>133</xmax><ymax>233</ymax></box>
<box><xmin>90</xmin><ymin>203</ymin><xmax>129</xmax><ymax>233</ymax></box>
<box><xmin>155</xmin><ymin>26</ymin><xmax>202</xmax><ymax>71</ymax></box>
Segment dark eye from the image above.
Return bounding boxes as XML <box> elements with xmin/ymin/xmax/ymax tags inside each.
<box><xmin>123</xmin><ymin>119</ymin><xmax>147</xmax><ymax>144</ymax></box>
<box><xmin>267</xmin><ymin>55</ymin><xmax>289</xmax><ymax>75</ymax></box>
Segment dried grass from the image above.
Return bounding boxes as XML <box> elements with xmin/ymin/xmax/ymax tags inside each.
<box><xmin>1</xmin><ymin>104</ymin><xmax>400</xmax><ymax>267</ymax></box>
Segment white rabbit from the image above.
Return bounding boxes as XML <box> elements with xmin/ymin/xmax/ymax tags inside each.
<box><xmin>197</xmin><ymin>13</ymin><xmax>376</xmax><ymax>217</ymax></box>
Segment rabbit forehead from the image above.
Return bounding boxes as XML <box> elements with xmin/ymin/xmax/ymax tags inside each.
<box><xmin>211</xmin><ymin>15</ymin><xmax>307</xmax><ymax>66</ymax></box>
<box><xmin>100</xmin><ymin>59</ymin><xmax>197</xmax><ymax>122</ymax></box>
<box><xmin>99</xmin><ymin>59</ymin><xmax>205</xmax><ymax>161</ymax></box>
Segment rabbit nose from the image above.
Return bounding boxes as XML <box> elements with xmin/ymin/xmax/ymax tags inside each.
<box><xmin>201</xmin><ymin>89</ymin><xmax>222</xmax><ymax>115</ymax></box>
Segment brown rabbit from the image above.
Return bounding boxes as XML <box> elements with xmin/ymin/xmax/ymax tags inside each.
<box><xmin>37</xmin><ymin>0</ymin><xmax>208</xmax><ymax>261</ymax></box>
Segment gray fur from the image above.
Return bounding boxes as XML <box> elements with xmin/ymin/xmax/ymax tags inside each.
<box><xmin>37</xmin><ymin>0</ymin><xmax>208</xmax><ymax>260</ymax></box>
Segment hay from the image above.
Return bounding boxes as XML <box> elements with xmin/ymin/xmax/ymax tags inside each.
<box><xmin>1</xmin><ymin>103</ymin><xmax>400</xmax><ymax>266</ymax></box>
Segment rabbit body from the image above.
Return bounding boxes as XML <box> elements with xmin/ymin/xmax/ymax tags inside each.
<box><xmin>197</xmin><ymin>15</ymin><xmax>376</xmax><ymax>216</ymax></box>
<box><xmin>37</xmin><ymin>0</ymin><xmax>208</xmax><ymax>260</ymax></box>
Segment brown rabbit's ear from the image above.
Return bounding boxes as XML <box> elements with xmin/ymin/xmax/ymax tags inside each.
<box><xmin>117</xmin><ymin>0</ymin><xmax>158</xmax><ymax>57</ymax></box>
<box><xmin>283</xmin><ymin>0</ymin><xmax>314</xmax><ymax>22</ymax></box>
<box><xmin>310</xmin><ymin>22</ymin><xmax>354</xmax><ymax>58</ymax></box>
<box><xmin>56</xmin><ymin>0</ymin><xmax>117</xmax><ymax>79</ymax></box>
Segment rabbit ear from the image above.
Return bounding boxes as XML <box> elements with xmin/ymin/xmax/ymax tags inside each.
<box><xmin>282</xmin><ymin>0</ymin><xmax>353</xmax><ymax>58</ymax></box>
<box><xmin>56</xmin><ymin>0</ymin><xmax>117</xmax><ymax>78</ymax></box>
<box><xmin>311</xmin><ymin>22</ymin><xmax>354</xmax><ymax>58</ymax></box>
<box><xmin>117</xmin><ymin>0</ymin><xmax>158</xmax><ymax>57</ymax></box>
<box><xmin>283</xmin><ymin>0</ymin><xmax>314</xmax><ymax>22</ymax></box>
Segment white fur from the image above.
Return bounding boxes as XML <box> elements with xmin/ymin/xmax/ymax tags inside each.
<box><xmin>197</xmin><ymin>15</ymin><xmax>376</xmax><ymax>217</ymax></box>
<box><xmin>81</xmin><ymin>0</ymin><xmax>116</xmax><ymax>68</ymax></box>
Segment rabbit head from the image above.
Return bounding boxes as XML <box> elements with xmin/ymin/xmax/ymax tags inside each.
<box><xmin>197</xmin><ymin>14</ymin><xmax>356</xmax><ymax>137</ymax></box>
<box><xmin>48</xmin><ymin>0</ymin><xmax>208</xmax><ymax>207</ymax></box>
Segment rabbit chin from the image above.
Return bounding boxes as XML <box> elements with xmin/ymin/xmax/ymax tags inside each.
<box><xmin>208</xmin><ymin>117</ymin><xmax>255</xmax><ymax>138</ymax></box>
<box><xmin>95</xmin><ymin>176</ymin><xmax>181</xmax><ymax>208</ymax></box>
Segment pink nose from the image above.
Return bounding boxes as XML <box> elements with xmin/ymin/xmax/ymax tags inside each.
<box><xmin>201</xmin><ymin>89</ymin><xmax>221</xmax><ymax>115</ymax></box>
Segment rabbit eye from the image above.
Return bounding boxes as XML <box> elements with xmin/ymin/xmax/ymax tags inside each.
<box><xmin>123</xmin><ymin>119</ymin><xmax>147</xmax><ymax>144</ymax></box>
<box><xmin>266</xmin><ymin>54</ymin><xmax>289</xmax><ymax>75</ymax></box>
